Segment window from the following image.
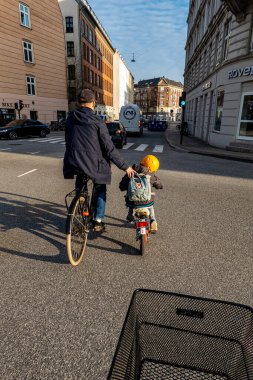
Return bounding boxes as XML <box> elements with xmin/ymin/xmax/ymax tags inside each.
<box><xmin>68</xmin><ymin>87</ymin><xmax>76</xmax><ymax>101</ymax></box>
<box><xmin>89</xmin><ymin>49</ymin><xmax>93</xmax><ymax>64</ymax></box>
<box><xmin>68</xmin><ymin>65</ymin><xmax>75</xmax><ymax>80</ymax></box>
<box><xmin>85</xmin><ymin>23</ymin><xmax>88</xmax><ymax>37</ymax></box>
<box><xmin>19</xmin><ymin>3</ymin><xmax>30</xmax><ymax>28</ymax></box>
<box><xmin>238</xmin><ymin>94</ymin><xmax>253</xmax><ymax>138</ymax></box>
<box><xmin>89</xmin><ymin>29</ymin><xmax>93</xmax><ymax>43</ymax></box>
<box><xmin>65</xmin><ymin>17</ymin><xmax>73</xmax><ymax>33</ymax></box>
<box><xmin>214</xmin><ymin>90</ymin><xmax>224</xmax><ymax>132</ymax></box>
<box><xmin>214</xmin><ymin>33</ymin><xmax>220</xmax><ymax>68</ymax></box>
<box><xmin>223</xmin><ymin>20</ymin><xmax>231</xmax><ymax>60</ymax></box>
<box><xmin>26</xmin><ymin>76</ymin><xmax>36</xmax><ymax>95</ymax></box>
<box><xmin>67</xmin><ymin>41</ymin><xmax>74</xmax><ymax>57</ymax></box>
<box><xmin>81</xmin><ymin>20</ymin><xmax>85</xmax><ymax>35</ymax></box>
<box><xmin>83</xmin><ymin>43</ymin><xmax>86</xmax><ymax>60</ymax></box>
<box><xmin>23</xmin><ymin>41</ymin><xmax>33</xmax><ymax>63</ymax></box>
<box><xmin>97</xmin><ymin>56</ymin><xmax>100</xmax><ymax>70</ymax></box>
<box><xmin>250</xmin><ymin>26</ymin><xmax>253</xmax><ymax>51</ymax></box>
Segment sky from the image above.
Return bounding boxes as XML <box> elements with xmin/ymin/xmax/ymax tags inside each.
<box><xmin>88</xmin><ymin>0</ymin><xmax>189</xmax><ymax>84</ymax></box>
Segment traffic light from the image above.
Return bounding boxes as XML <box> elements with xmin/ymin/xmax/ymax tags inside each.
<box><xmin>19</xmin><ymin>100</ymin><xmax>24</xmax><ymax>110</ymax></box>
<box><xmin>14</xmin><ymin>102</ymin><xmax>19</xmax><ymax>110</ymax></box>
<box><xmin>179</xmin><ymin>91</ymin><xmax>186</xmax><ymax>108</ymax></box>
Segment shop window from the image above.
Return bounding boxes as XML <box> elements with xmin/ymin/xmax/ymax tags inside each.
<box><xmin>238</xmin><ymin>94</ymin><xmax>253</xmax><ymax>138</ymax></box>
<box><xmin>23</xmin><ymin>41</ymin><xmax>34</xmax><ymax>63</ymax></box>
<box><xmin>65</xmin><ymin>17</ymin><xmax>73</xmax><ymax>33</ymax></box>
<box><xmin>68</xmin><ymin>65</ymin><xmax>75</xmax><ymax>80</ymax></box>
<box><xmin>26</xmin><ymin>76</ymin><xmax>36</xmax><ymax>95</ymax></box>
<box><xmin>67</xmin><ymin>41</ymin><xmax>75</xmax><ymax>57</ymax></box>
<box><xmin>214</xmin><ymin>90</ymin><xmax>224</xmax><ymax>132</ymax></box>
<box><xmin>19</xmin><ymin>3</ymin><xmax>30</xmax><ymax>28</ymax></box>
<box><xmin>30</xmin><ymin>111</ymin><xmax>38</xmax><ymax>120</ymax></box>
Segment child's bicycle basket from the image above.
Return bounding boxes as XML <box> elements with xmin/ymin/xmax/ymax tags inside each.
<box><xmin>108</xmin><ymin>289</ymin><xmax>253</xmax><ymax>380</ymax></box>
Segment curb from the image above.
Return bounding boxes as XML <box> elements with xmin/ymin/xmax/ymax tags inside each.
<box><xmin>164</xmin><ymin>132</ymin><xmax>253</xmax><ymax>163</ymax></box>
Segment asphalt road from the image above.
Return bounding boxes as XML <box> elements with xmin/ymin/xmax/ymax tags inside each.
<box><xmin>0</xmin><ymin>130</ymin><xmax>253</xmax><ymax>379</ymax></box>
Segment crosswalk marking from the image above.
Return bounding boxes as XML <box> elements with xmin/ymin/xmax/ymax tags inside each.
<box><xmin>60</xmin><ymin>142</ymin><xmax>65</xmax><ymax>145</ymax></box>
<box><xmin>135</xmin><ymin>144</ymin><xmax>149</xmax><ymax>151</ymax></box>
<box><xmin>0</xmin><ymin>148</ymin><xmax>11</xmax><ymax>151</ymax></box>
<box><xmin>49</xmin><ymin>139</ymin><xmax>64</xmax><ymax>144</ymax></box>
<box><xmin>153</xmin><ymin>145</ymin><xmax>164</xmax><ymax>153</ymax></box>
<box><xmin>39</xmin><ymin>138</ymin><xmax>63</xmax><ymax>143</ymax></box>
<box><xmin>123</xmin><ymin>143</ymin><xmax>134</xmax><ymax>150</ymax></box>
<box><xmin>28</xmin><ymin>138</ymin><xmax>51</xmax><ymax>142</ymax></box>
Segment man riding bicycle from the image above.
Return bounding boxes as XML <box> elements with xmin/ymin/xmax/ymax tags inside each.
<box><xmin>63</xmin><ymin>89</ymin><xmax>135</xmax><ymax>232</ymax></box>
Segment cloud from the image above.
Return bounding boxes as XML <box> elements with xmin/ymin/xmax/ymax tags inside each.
<box><xmin>87</xmin><ymin>0</ymin><xmax>189</xmax><ymax>83</ymax></box>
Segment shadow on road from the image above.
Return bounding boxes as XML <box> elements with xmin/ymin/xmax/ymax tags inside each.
<box><xmin>0</xmin><ymin>193</ymin><xmax>139</xmax><ymax>262</ymax></box>
<box><xmin>0</xmin><ymin>192</ymin><xmax>68</xmax><ymax>264</ymax></box>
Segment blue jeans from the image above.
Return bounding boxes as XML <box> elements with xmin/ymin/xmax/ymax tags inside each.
<box><xmin>75</xmin><ymin>174</ymin><xmax>106</xmax><ymax>220</ymax></box>
<box><xmin>93</xmin><ymin>184</ymin><xmax>106</xmax><ymax>220</ymax></box>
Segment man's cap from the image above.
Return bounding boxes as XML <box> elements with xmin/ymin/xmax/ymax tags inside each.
<box><xmin>79</xmin><ymin>89</ymin><xmax>95</xmax><ymax>103</ymax></box>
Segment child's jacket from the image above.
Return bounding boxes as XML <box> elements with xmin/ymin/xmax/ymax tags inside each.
<box><xmin>119</xmin><ymin>164</ymin><xmax>163</xmax><ymax>207</ymax></box>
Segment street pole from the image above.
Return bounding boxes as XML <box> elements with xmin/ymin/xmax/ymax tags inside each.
<box><xmin>180</xmin><ymin>106</ymin><xmax>186</xmax><ymax>145</ymax></box>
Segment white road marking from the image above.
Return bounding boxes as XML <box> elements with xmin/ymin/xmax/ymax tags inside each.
<box><xmin>0</xmin><ymin>148</ymin><xmax>11</xmax><ymax>151</ymax></box>
<box><xmin>49</xmin><ymin>139</ymin><xmax>64</xmax><ymax>144</ymax></box>
<box><xmin>40</xmin><ymin>138</ymin><xmax>63</xmax><ymax>143</ymax></box>
<box><xmin>123</xmin><ymin>143</ymin><xmax>134</xmax><ymax>150</ymax></box>
<box><xmin>135</xmin><ymin>144</ymin><xmax>149</xmax><ymax>151</ymax></box>
<box><xmin>60</xmin><ymin>142</ymin><xmax>65</xmax><ymax>145</ymax></box>
<box><xmin>153</xmin><ymin>145</ymin><xmax>164</xmax><ymax>153</ymax></box>
<box><xmin>17</xmin><ymin>169</ymin><xmax>38</xmax><ymax>178</ymax></box>
<box><xmin>26</xmin><ymin>152</ymin><xmax>40</xmax><ymax>155</ymax></box>
<box><xmin>28</xmin><ymin>138</ymin><xmax>51</xmax><ymax>142</ymax></box>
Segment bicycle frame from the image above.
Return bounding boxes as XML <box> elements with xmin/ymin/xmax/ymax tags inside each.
<box><xmin>65</xmin><ymin>176</ymin><xmax>95</xmax><ymax>233</ymax></box>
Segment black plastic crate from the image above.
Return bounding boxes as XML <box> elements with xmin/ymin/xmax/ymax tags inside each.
<box><xmin>108</xmin><ymin>289</ymin><xmax>253</xmax><ymax>380</ymax></box>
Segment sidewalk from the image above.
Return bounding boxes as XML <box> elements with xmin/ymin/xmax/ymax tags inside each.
<box><xmin>165</xmin><ymin>126</ymin><xmax>253</xmax><ymax>163</ymax></box>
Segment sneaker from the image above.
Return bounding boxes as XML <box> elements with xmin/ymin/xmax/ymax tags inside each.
<box><xmin>93</xmin><ymin>221</ymin><xmax>105</xmax><ymax>232</ymax></box>
<box><xmin>126</xmin><ymin>215</ymin><xmax>135</xmax><ymax>224</ymax></box>
<box><xmin>150</xmin><ymin>220</ymin><xmax>158</xmax><ymax>234</ymax></box>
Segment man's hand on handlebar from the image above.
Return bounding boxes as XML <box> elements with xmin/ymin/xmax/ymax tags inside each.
<box><xmin>126</xmin><ymin>167</ymin><xmax>135</xmax><ymax>178</ymax></box>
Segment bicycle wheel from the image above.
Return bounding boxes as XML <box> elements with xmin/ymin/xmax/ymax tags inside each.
<box><xmin>140</xmin><ymin>234</ymin><xmax>148</xmax><ymax>255</ymax></box>
<box><xmin>66</xmin><ymin>195</ymin><xmax>89</xmax><ymax>266</ymax></box>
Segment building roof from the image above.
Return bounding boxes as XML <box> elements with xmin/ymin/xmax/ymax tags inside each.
<box><xmin>137</xmin><ymin>77</ymin><xmax>183</xmax><ymax>88</ymax></box>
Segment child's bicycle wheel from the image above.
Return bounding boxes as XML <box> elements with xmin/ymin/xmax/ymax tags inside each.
<box><xmin>108</xmin><ymin>289</ymin><xmax>253</xmax><ymax>380</ymax></box>
<box><xmin>140</xmin><ymin>234</ymin><xmax>148</xmax><ymax>255</ymax></box>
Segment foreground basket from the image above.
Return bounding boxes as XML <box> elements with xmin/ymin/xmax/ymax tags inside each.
<box><xmin>108</xmin><ymin>289</ymin><xmax>253</xmax><ymax>380</ymax></box>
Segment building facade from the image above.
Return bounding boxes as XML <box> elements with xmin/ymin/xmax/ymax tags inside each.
<box><xmin>0</xmin><ymin>0</ymin><xmax>68</xmax><ymax>126</ymax></box>
<box><xmin>184</xmin><ymin>0</ymin><xmax>253</xmax><ymax>149</ymax></box>
<box><xmin>134</xmin><ymin>77</ymin><xmax>183</xmax><ymax>121</ymax></box>
<box><xmin>113</xmin><ymin>50</ymin><xmax>134</xmax><ymax>119</ymax></box>
<box><xmin>59</xmin><ymin>0</ymin><xmax>115</xmax><ymax>118</ymax></box>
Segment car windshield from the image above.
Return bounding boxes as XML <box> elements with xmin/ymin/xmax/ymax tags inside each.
<box><xmin>5</xmin><ymin>120</ymin><xmax>25</xmax><ymax>127</ymax></box>
<box><xmin>106</xmin><ymin>123</ymin><xmax>120</xmax><ymax>132</ymax></box>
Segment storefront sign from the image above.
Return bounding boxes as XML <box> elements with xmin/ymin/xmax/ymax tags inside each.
<box><xmin>1</xmin><ymin>102</ymin><xmax>30</xmax><ymax>109</ymax></box>
<box><xmin>228</xmin><ymin>66</ymin><xmax>253</xmax><ymax>79</ymax></box>
<box><xmin>203</xmin><ymin>81</ymin><xmax>212</xmax><ymax>91</ymax></box>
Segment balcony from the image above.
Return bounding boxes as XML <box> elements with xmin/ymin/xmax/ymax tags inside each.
<box><xmin>221</xmin><ymin>0</ymin><xmax>250</xmax><ymax>21</ymax></box>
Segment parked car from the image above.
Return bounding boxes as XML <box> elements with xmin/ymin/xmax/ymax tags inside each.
<box><xmin>106</xmin><ymin>121</ymin><xmax>127</xmax><ymax>149</ymax></box>
<box><xmin>0</xmin><ymin>119</ymin><xmax>50</xmax><ymax>140</ymax></box>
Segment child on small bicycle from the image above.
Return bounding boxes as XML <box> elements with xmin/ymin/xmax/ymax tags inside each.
<box><xmin>119</xmin><ymin>155</ymin><xmax>163</xmax><ymax>233</ymax></box>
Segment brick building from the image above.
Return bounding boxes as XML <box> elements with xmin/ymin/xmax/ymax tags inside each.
<box><xmin>59</xmin><ymin>0</ymin><xmax>114</xmax><ymax>118</ymax></box>
<box><xmin>134</xmin><ymin>77</ymin><xmax>183</xmax><ymax>121</ymax></box>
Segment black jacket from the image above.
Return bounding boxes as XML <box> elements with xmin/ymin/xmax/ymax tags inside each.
<box><xmin>63</xmin><ymin>107</ymin><xmax>128</xmax><ymax>184</ymax></box>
